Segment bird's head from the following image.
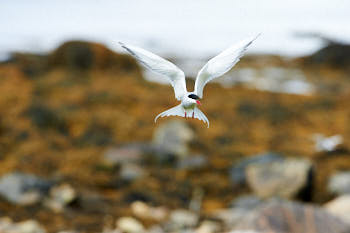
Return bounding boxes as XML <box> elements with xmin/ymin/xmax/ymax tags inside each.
<box><xmin>188</xmin><ymin>94</ymin><xmax>201</xmax><ymax>105</ymax></box>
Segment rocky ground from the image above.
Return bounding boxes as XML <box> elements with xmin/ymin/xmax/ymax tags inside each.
<box><xmin>0</xmin><ymin>40</ymin><xmax>350</xmax><ymax>232</ymax></box>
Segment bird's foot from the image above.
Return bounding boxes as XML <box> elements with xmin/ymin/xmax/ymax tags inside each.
<box><xmin>192</xmin><ymin>112</ymin><xmax>194</xmax><ymax>119</ymax></box>
<box><xmin>185</xmin><ymin>112</ymin><xmax>187</xmax><ymax>118</ymax></box>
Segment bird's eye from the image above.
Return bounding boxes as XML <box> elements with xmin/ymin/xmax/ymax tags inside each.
<box><xmin>188</xmin><ymin>94</ymin><xmax>199</xmax><ymax>100</ymax></box>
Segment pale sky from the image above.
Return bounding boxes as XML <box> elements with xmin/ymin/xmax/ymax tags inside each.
<box><xmin>1</xmin><ymin>0</ymin><xmax>350</xmax><ymax>59</ymax></box>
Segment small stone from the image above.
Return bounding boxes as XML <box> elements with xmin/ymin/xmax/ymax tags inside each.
<box><xmin>328</xmin><ymin>171</ymin><xmax>350</xmax><ymax>195</ymax></box>
<box><xmin>116</xmin><ymin>217</ymin><xmax>145</xmax><ymax>233</ymax></box>
<box><xmin>45</xmin><ymin>184</ymin><xmax>77</xmax><ymax>212</ymax></box>
<box><xmin>246</xmin><ymin>158</ymin><xmax>313</xmax><ymax>199</ymax></box>
<box><xmin>195</xmin><ymin>220</ymin><xmax>220</xmax><ymax>233</ymax></box>
<box><xmin>0</xmin><ymin>172</ymin><xmax>52</xmax><ymax>205</ymax></box>
<box><xmin>152</xmin><ymin>120</ymin><xmax>194</xmax><ymax>160</ymax></box>
<box><xmin>120</xmin><ymin>164</ymin><xmax>146</xmax><ymax>182</ymax></box>
<box><xmin>131</xmin><ymin>201</ymin><xmax>168</xmax><ymax>222</ymax></box>
<box><xmin>313</xmin><ymin>134</ymin><xmax>343</xmax><ymax>152</ymax></box>
<box><xmin>169</xmin><ymin>209</ymin><xmax>198</xmax><ymax>228</ymax></box>
<box><xmin>324</xmin><ymin>195</ymin><xmax>350</xmax><ymax>223</ymax></box>
<box><xmin>131</xmin><ymin>201</ymin><xmax>149</xmax><ymax>218</ymax></box>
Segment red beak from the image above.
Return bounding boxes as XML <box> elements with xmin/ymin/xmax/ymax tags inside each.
<box><xmin>196</xmin><ymin>100</ymin><xmax>201</xmax><ymax>105</ymax></box>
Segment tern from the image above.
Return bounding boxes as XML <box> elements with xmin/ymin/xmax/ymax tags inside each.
<box><xmin>119</xmin><ymin>34</ymin><xmax>259</xmax><ymax>128</ymax></box>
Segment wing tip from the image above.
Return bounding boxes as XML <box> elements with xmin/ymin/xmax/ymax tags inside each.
<box><xmin>255</xmin><ymin>32</ymin><xmax>262</xmax><ymax>39</ymax></box>
<box><xmin>154</xmin><ymin>113</ymin><xmax>163</xmax><ymax>123</ymax></box>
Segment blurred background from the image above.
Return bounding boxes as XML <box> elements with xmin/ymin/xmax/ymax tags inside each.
<box><xmin>1</xmin><ymin>1</ymin><xmax>350</xmax><ymax>233</ymax></box>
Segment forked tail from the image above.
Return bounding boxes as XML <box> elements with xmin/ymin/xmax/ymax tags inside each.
<box><xmin>154</xmin><ymin>104</ymin><xmax>209</xmax><ymax>128</ymax></box>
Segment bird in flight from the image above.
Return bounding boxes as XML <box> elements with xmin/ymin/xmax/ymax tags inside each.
<box><xmin>119</xmin><ymin>34</ymin><xmax>259</xmax><ymax>128</ymax></box>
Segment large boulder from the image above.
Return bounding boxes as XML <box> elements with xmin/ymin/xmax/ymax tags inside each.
<box><xmin>328</xmin><ymin>171</ymin><xmax>350</xmax><ymax>196</ymax></box>
<box><xmin>214</xmin><ymin>195</ymin><xmax>263</xmax><ymax>228</ymax></box>
<box><xmin>229</xmin><ymin>152</ymin><xmax>284</xmax><ymax>185</ymax></box>
<box><xmin>324</xmin><ymin>195</ymin><xmax>350</xmax><ymax>223</ymax></box>
<box><xmin>246</xmin><ymin>158</ymin><xmax>313</xmax><ymax>200</ymax></box>
<box><xmin>233</xmin><ymin>200</ymin><xmax>350</xmax><ymax>233</ymax></box>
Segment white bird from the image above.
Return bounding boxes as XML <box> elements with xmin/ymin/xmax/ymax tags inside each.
<box><xmin>119</xmin><ymin>34</ymin><xmax>260</xmax><ymax>128</ymax></box>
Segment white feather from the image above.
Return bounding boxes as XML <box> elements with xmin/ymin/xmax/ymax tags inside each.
<box><xmin>193</xmin><ymin>107</ymin><xmax>209</xmax><ymax>128</ymax></box>
<box><xmin>119</xmin><ymin>42</ymin><xmax>187</xmax><ymax>100</ymax></box>
<box><xmin>154</xmin><ymin>105</ymin><xmax>209</xmax><ymax>128</ymax></box>
<box><xmin>194</xmin><ymin>34</ymin><xmax>260</xmax><ymax>98</ymax></box>
<box><xmin>154</xmin><ymin>104</ymin><xmax>185</xmax><ymax>122</ymax></box>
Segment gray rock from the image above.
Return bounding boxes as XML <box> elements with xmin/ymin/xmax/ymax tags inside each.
<box><xmin>152</xmin><ymin>120</ymin><xmax>194</xmax><ymax>160</ymax></box>
<box><xmin>234</xmin><ymin>200</ymin><xmax>350</xmax><ymax>233</ymax></box>
<box><xmin>324</xmin><ymin>195</ymin><xmax>350</xmax><ymax>223</ymax></box>
<box><xmin>229</xmin><ymin>152</ymin><xmax>283</xmax><ymax>185</ymax></box>
<box><xmin>246</xmin><ymin>158</ymin><xmax>313</xmax><ymax>199</ymax></box>
<box><xmin>0</xmin><ymin>172</ymin><xmax>52</xmax><ymax>205</ymax></box>
<box><xmin>328</xmin><ymin>171</ymin><xmax>350</xmax><ymax>195</ymax></box>
<box><xmin>177</xmin><ymin>155</ymin><xmax>208</xmax><ymax>170</ymax></box>
<box><xmin>120</xmin><ymin>164</ymin><xmax>146</xmax><ymax>182</ymax></box>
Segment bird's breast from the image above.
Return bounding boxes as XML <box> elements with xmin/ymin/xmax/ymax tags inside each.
<box><xmin>181</xmin><ymin>99</ymin><xmax>196</xmax><ymax>110</ymax></box>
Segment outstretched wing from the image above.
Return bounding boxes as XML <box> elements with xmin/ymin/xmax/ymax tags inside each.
<box><xmin>119</xmin><ymin>42</ymin><xmax>187</xmax><ymax>100</ymax></box>
<box><xmin>194</xmin><ymin>34</ymin><xmax>260</xmax><ymax>98</ymax></box>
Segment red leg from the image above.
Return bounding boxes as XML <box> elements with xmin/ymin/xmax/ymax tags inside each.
<box><xmin>185</xmin><ymin>112</ymin><xmax>187</xmax><ymax>118</ymax></box>
<box><xmin>192</xmin><ymin>112</ymin><xmax>194</xmax><ymax>119</ymax></box>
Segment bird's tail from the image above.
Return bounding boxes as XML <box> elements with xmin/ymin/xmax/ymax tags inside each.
<box><xmin>154</xmin><ymin>104</ymin><xmax>209</xmax><ymax>128</ymax></box>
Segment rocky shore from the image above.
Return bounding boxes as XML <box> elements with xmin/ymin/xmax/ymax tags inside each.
<box><xmin>0</xmin><ymin>40</ymin><xmax>350</xmax><ymax>232</ymax></box>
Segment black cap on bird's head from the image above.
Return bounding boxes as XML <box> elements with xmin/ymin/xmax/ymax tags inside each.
<box><xmin>188</xmin><ymin>94</ymin><xmax>201</xmax><ymax>105</ymax></box>
<box><xmin>188</xmin><ymin>94</ymin><xmax>200</xmax><ymax>100</ymax></box>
